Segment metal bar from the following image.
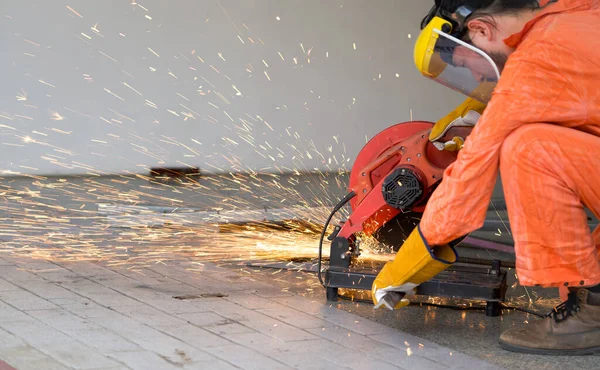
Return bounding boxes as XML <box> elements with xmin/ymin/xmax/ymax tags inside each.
<box><xmin>325</xmin><ymin>265</ymin><xmax>507</xmax><ymax>302</ymax></box>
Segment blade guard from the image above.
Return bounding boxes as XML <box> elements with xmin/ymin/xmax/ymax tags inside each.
<box><xmin>338</xmin><ymin>121</ymin><xmax>472</xmax><ymax>240</ymax></box>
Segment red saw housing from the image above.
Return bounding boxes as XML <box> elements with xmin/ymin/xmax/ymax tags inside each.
<box><xmin>338</xmin><ymin>121</ymin><xmax>473</xmax><ymax>241</ymax></box>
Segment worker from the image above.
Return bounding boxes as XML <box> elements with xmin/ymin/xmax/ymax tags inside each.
<box><xmin>372</xmin><ymin>0</ymin><xmax>600</xmax><ymax>355</ymax></box>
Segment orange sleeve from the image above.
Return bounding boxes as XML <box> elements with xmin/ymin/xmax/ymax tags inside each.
<box><xmin>419</xmin><ymin>43</ymin><xmax>575</xmax><ymax>245</ymax></box>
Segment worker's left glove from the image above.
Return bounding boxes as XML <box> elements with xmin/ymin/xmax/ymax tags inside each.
<box><xmin>430</xmin><ymin>97</ymin><xmax>486</xmax><ymax>152</ymax></box>
<box><xmin>372</xmin><ymin>225</ymin><xmax>458</xmax><ymax>310</ymax></box>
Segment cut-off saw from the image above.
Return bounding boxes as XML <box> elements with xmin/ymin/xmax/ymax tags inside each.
<box><xmin>318</xmin><ymin>121</ymin><xmax>508</xmax><ymax>316</ymax></box>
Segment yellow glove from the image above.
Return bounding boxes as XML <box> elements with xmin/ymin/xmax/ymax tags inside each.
<box><xmin>430</xmin><ymin>97</ymin><xmax>487</xmax><ymax>152</ymax></box>
<box><xmin>372</xmin><ymin>225</ymin><xmax>458</xmax><ymax>310</ymax></box>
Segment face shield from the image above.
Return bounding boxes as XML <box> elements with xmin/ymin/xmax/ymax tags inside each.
<box><xmin>414</xmin><ymin>15</ymin><xmax>500</xmax><ymax>103</ymax></box>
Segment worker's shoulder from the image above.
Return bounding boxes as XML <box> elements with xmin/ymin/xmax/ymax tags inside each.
<box><xmin>517</xmin><ymin>9</ymin><xmax>600</xmax><ymax>66</ymax></box>
<box><xmin>528</xmin><ymin>9</ymin><xmax>600</xmax><ymax>49</ymax></box>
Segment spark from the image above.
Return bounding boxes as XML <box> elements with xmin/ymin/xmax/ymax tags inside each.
<box><xmin>217</xmin><ymin>1</ymin><xmax>242</xmax><ymax>35</ymax></box>
<box><xmin>24</xmin><ymin>39</ymin><xmax>40</xmax><ymax>47</ymax></box>
<box><xmin>104</xmin><ymin>88</ymin><xmax>125</xmax><ymax>102</ymax></box>
<box><xmin>491</xmin><ymin>201</ymin><xmax>511</xmax><ymax>235</ymax></box>
<box><xmin>264</xmin><ymin>71</ymin><xmax>271</xmax><ymax>81</ymax></box>
<box><xmin>214</xmin><ymin>92</ymin><xmax>231</xmax><ymax>105</ymax></box>
<box><xmin>50</xmin><ymin>128</ymin><xmax>71</xmax><ymax>135</ymax></box>
<box><xmin>99</xmin><ymin>50</ymin><xmax>118</xmax><ymax>63</ymax></box>
<box><xmin>353</xmin><ymin>43</ymin><xmax>356</xmax><ymax>50</ymax></box>
<box><xmin>276</xmin><ymin>16</ymin><xmax>281</xmax><ymax>20</ymax></box>
<box><xmin>123</xmin><ymin>82</ymin><xmax>142</xmax><ymax>96</ymax></box>
<box><xmin>232</xmin><ymin>85</ymin><xmax>242</xmax><ymax>96</ymax></box>
<box><xmin>121</xmin><ymin>70</ymin><xmax>136</xmax><ymax>79</ymax></box>
<box><xmin>38</xmin><ymin>80</ymin><xmax>56</xmax><ymax>88</ymax></box>
<box><xmin>81</xmin><ymin>33</ymin><xmax>92</xmax><ymax>40</ymax></box>
<box><xmin>19</xmin><ymin>166</ymin><xmax>38</xmax><ymax>171</ymax></box>
<box><xmin>66</xmin><ymin>5</ymin><xmax>83</xmax><ymax>18</ymax></box>
<box><xmin>176</xmin><ymin>93</ymin><xmax>190</xmax><ymax>102</ymax></box>
<box><xmin>50</xmin><ymin>112</ymin><xmax>65</xmax><ymax>121</ymax></box>
<box><xmin>148</xmin><ymin>47</ymin><xmax>160</xmax><ymax>57</ymax></box>
<box><xmin>145</xmin><ymin>15</ymin><xmax>152</xmax><ymax>20</ymax></box>
<box><xmin>16</xmin><ymin>90</ymin><xmax>27</xmax><ymax>101</ymax></box>
<box><xmin>218</xmin><ymin>53</ymin><xmax>226</xmax><ymax>62</ymax></box>
<box><xmin>278</xmin><ymin>52</ymin><xmax>284</xmax><ymax>61</ymax></box>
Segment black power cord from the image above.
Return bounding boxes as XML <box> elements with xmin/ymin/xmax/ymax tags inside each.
<box><xmin>317</xmin><ymin>191</ymin><xmax>356</xmax><ymax>288</ymax></box>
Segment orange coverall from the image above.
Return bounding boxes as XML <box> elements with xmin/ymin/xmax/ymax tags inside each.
<box><xmin>420</xmin><ymin>0</ymin><xmax>600</xmax><ymax>289</ymax></box>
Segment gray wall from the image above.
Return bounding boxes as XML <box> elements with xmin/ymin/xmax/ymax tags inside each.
<box><xmin>0</xmin><ymin>0</ymin><xmax>464</xmax><ymax>176</ymax></box>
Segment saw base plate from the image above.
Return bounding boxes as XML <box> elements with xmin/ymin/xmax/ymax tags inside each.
<box><xmin>324</xmin><ymin>259</ymin><xmax>507</xmax><ymax>317</ymax></box>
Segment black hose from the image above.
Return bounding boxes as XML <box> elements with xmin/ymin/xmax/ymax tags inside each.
<box><xmin>317</xmin><ymin>191</ymin><xmax>356</xmax><ymax>288</ymax></box>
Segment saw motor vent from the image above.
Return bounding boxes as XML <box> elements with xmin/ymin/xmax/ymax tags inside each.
<box><xmin>382</xmin><ymin>167</ymin><xmax>423</xmax><ymax>211</ymax></box>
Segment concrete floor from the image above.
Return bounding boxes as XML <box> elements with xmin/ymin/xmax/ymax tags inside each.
<box><xmin>0</xmin><ymin>174</ymin><xmax>598</xmax><ymax>369</ymax></box>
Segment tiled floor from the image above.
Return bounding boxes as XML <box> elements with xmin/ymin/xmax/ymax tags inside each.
<box><xmin>0</xmin><ymin>255</ymin><xmax>502</xmax><ymax>370</ymax></box>
<box><xmin>0</xmin><ymin>174</ymin><xmax>597</xmax><ymax>369</ymax></box>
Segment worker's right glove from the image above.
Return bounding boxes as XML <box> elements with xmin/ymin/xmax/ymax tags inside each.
<box><xmin>429</xmin><ymin>97</ymin><xmax>486</xmax><ymax>152</ymax></box>
<box><xmin>372</xmin><ymin>225</ymin><xmax>458</xmax><ymax>310</ymax></box>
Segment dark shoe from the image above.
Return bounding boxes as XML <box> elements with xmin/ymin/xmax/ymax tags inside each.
<box><xmin>499</xmin><ymin>288</ymin><xmax>600</xmax><ymax>355</ymax></box>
